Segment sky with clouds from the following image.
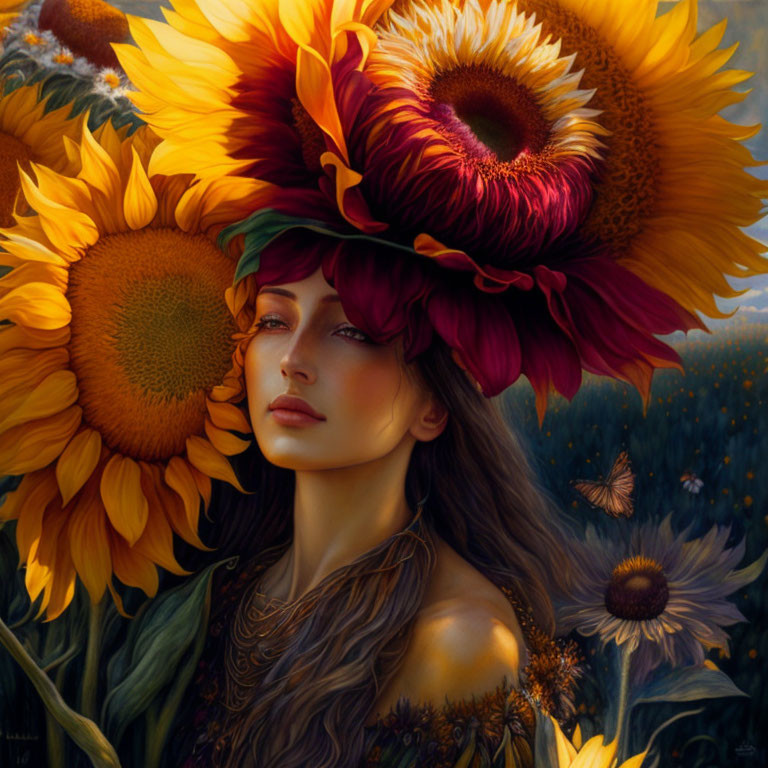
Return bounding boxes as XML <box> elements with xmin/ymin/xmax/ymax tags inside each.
<box><xmin>115</xmin><ymin>0</ymin><xmax>768</xmax><ymax>321</ymax></box>
<box><xmin>689</xmin><ymin>1</ymin><xmax>768</xmax><ymax>319</ymax></box>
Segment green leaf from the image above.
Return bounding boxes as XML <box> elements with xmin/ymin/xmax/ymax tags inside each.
<box><xmin>631</xmin><ymin>665</ymin><xmax>747</xmax><ymax>708</ymax></box>
<box><xmin>533</xmin><ymin>709</ymin><xmax>559</xmax><ymax>768</ymax></box>
<box><xmin>102</xmin><ymin>557</ymin><xmax>237</xmax><ymax>746</ymax></box>
<box><xmin>219</xmin><ymin>208</ymin><xmax>418</xmax><ymax>286</ymax></box>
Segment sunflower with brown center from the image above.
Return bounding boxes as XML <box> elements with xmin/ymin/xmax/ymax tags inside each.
<box><xmin>557</xmin><ymin>516</ymin><xmax>768</xmax><ymax>683</ymax></box>
<box><xmin>338</xmin><ymin>0</ymin><xmax>605</xmax><ymax>256</ymax></box>
<box><xmin>512</xmin><ymin>0</ymin><xmax>768</xmax><ymax>318</ymax></box>
<box><xmin>0</xmin><ymin>82</ymin><xmax>85</xmax><ymax>228</ymax></box>
<box><xmin>0</xmin><ymin>122</ymin><xmax>257</xmax><ymax>620</ymax></box>
<box><xmin>37</xmin><ymin>0</ymin><xmax>129</xmax><ymax>70</ymax></box>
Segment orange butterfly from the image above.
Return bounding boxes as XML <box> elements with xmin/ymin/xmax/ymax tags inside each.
<box><xmin>573</xmin><ymin>451</ymin><xmax>635</xmax><ymax>518</ymax></box>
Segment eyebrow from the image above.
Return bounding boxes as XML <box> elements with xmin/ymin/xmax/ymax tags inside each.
<box><xmin>257</xmin><ymin>287</ymin><xmax>341</xmax><ymax>303</ymax></box>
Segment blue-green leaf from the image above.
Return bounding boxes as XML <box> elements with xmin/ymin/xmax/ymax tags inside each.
<box><xmin>631</xmin><ymin>666</ymin><xmax>747</xmax><ymax>708</ymax></box>
<box><xmin>102</xmin><ymin>557</ymin><xmax>237</xmax><ymax>746</ymax></box>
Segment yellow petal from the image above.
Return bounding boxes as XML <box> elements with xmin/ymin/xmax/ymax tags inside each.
<box><xmin>0</xmin><ymin>281</ymin><xmax>71</xmax><ymax>329</ymax></box>
<box><xmin>29</xmin><ymin>162</ymin><xmax>92</xmax><ymax>214</ymax></box>
<box><xmin>0</xmin><ymin>406</ymin><xmax>81</xmax><ymax>475</ymax></box>
<box><xmin>109</xmin><ymin>527</ymin><xmax>159</xmax><ymax>597</ymax></box>
<box><xmin>0</xmin><ymin>233</ymin><xmax>69</xmax><ymax>267</ymax></box>
<box><xmin>191</xmin><ymin>0</ymin><xmax>252</xmax><ymax>42</ymax></box>
<box><xmin>0</xmin><ymin>349</ymin><xmax>69</xmax><ymax>416</ymax></box>
<box><xmin>130</xmin><ymin>14</ymin><xmax>240</xmax><ymax>86</ymax></box>
<box><xmin>137</xmin><ymin>462</ymin><xmax>195</xmax><ymax>572</ymax></box>
<box><xmin>25</xmin><ymin>553</ymin><xmax>53</xmax><ymax>606</ymax></box>
<box><xmin>28</xmin><ymin>498</ymin><xmax>77</xmax><ymax>620</ymax></box>
<box><xmin>0</xmin><ymin>324</ymin><xmax>69</xmax><ymax>356</ymax></box>
<box><xmin>190</xmin><ymin>465</ymin><xmax>212</xmax><ymax>513</ymax></box>
<box><xmin>204</xmin><ymin>417</ymin><xmax>250</xmax><ymax>455</ymax></box>
<box><xmin>78</xmin><ymin>124</ymin><xmax>121</xmax><ymax>199</ymax></box>
<box><xmin>18</xmin><ymin>171</ymin><xmax>98</xmax><ymax>257</ymax></box>
<box><xmin>186</xmin><ymin>435</ymin><xmax>245</xmax><ymax>491</ymax></box>
<box><xmin>571</xmin><ymin>736</ymin><xmax>617</xmax><ymax>768</ymax></box>
<box><xmin>207</xmin><ymin>399</ymin><xmax>252</xmax><ymax>433</ymax></box>
<box><xmin>551</xmin><ymin>716</ymin><xmax>578</xmax><ymax>766</ymax></box>
<box><xmin>43</xmin><ymin>567</ymin><xmax>77</xmax><ymax>622</ymax></box>
<box><xmin>320</xmin><ymin>151</ymin><xmax>370</xmax><ymax>229</ymax></box>
<box><xmin>296</xmin><ymin>45</ymin><xmax>348</xmax><ymax>161</ymax></box>
<box><xmin>100</xmin><ymin>454</ymin><xmax>150</xmax><ymax>546</ymax></box>
<box><xmin>7</xmin><ymin>471</ymin><xmax>57</xmax><ymax>563</ymax></box>
<box><xmin>56</xmin><ymin>428</ymin><xmax>102</xmax><ymax>506</ymax></box>
<box><xmin>69</xmin><ymin>489</ymin><xmax>112</xmax><ymax>604</ymax></box>
<box><xmin>123</xmin><ymin>146</ymin><xmax>158</xmax><ymax>229</ymax></box>
<box><xmin>0</xmin><ymin>471</ymin><xmax>33</xmax><ymax>522</ymax></box>
<box><xmin>0</xmin><ymin>260</ymin><xmax>67</xmax><ymax>290</ymax></box>
<box><xmin>165</xmin><ymin>456</ymin><xmax>205</xmax><ymax>541</ymax></box>
<box><xmin>0</xmin><ymin>370</ymin><xmax>78</xmax><ymax>434</ymax></box>
<box><xmin>619</xmin><ymin>751</ymin><xmax>649</xmax><ymax>768</ymax></box>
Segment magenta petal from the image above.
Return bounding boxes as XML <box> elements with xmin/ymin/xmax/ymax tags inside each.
<box><xmin>559</xmin><ymin>257</ymin><xmax>705</xmax><ymax>334</ymax></box>
<box><xmin>534</xmin><ymin>255</ymin><xmax>687</xmax><ymax>395</ymax></box>
<box><xmin>511</xmin><ymin>291</ymin><xmax>582</xmax><ymax>412</ymax></box>
<box><xmin>402</xmin><ymin>311</ymin><xmax>435</xmax><ymax>362</ymax></box>
<box><xmin>267</xmin><ymin>188</ymin><xmax>340</xmax><ymax>222</ymax></box>
<box><xmin>414</xmin><ymin>235</ymin><xmax>536</xmax><ymax>292</ymax></box>
<box><xmin>426</xmin><ymin>283</ymin><xmax>521</xmax><ymax>396</ymax></box>
<box><xmin>321</xmin><ymin>248</ymin><xmax>431</xmax><ymax>343</ymax></box>
<box><xmin>257</xmin><ymin>230</ymin><xmax>330</xmax><ymax>287</ymax></box>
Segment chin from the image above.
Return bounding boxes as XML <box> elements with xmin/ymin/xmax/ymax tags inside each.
<box><xmin>259</xmin><ymin>443</ymin><xmax>373</xmax><ymax>472</ymax></box>
<box><xmin>258</xmin><ymin>441</ymin><xmax>340</xmax><ymax>471</ymax></box>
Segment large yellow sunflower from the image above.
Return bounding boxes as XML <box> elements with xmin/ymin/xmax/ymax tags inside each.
<box><xmin>0</xmin><ymin>82</ymin><xmax>85</xmax><ymax>227</ymax></box>
<box><xmin>113</xmin><ymin>0</ymin><xmax>385</xmax><ymax>201</ymax></box>
<box><xmin>511</xmin><ymin>0</ymin><xmax>768</xmax><ymax>318</ymax></box>
<box><xmin>0</xmin><ymin>122</ymin><xmax>257</xmax><ymax>621</ymax></box>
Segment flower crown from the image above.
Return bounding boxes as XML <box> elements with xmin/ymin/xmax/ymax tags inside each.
<box><xmin>117</xmin><ymin>0</ymin><xmax>767</xmax><ymax>420</ymax></box>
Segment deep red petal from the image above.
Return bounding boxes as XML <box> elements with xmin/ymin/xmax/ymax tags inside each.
<box><xmin>426</xmin><ymin>281</ymin><xmax>522</xmax><ymax>396</ymax></box>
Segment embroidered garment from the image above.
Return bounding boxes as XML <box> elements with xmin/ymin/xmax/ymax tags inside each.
<box><xmin>170</xmin><ymin>543</ymin><xmax>580</xmax><ymax>768</ymax></box>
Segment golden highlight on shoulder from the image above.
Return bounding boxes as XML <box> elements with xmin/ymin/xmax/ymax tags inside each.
<box><xmin>369</xmin><ymin>596</ymin><xmax>525</xmax><ymax>722</ymax></box>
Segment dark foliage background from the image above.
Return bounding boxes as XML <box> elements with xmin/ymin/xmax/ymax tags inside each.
<box><xmin>503</xmin><ymin>318</ymin><xmax>768</xmax><ymax>768</ymax></box>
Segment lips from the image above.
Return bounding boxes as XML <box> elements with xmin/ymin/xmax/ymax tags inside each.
<box><xmin>268</xmin><ymin>394</ymin><xmax>326</xmax><ymax>420</ymax></box>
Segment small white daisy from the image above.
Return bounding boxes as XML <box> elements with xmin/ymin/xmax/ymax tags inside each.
<box><xmin>93</xmin><ymin>67</ymin><xmax>127</xmax><ymax>101</ymax></box>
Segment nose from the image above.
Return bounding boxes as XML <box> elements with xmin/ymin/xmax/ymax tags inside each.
<box><xmin>280</xmin><ymin>328</ymin><xmax>317</xmax><ymax>385</ymax></box>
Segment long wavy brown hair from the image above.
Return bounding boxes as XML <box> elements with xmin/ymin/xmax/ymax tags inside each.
<box><xmin>203</xmin><ymin>337</ymin><xmax>574</xmax><ymax>768</ymax></box>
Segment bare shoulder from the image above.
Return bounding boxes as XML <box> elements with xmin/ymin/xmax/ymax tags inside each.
<box><xmin>367</xmin><ymin>538</ymin><xmax>526</xmax><ymax>724</ymax></box>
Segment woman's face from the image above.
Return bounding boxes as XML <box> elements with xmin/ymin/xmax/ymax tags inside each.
<box><xmin>244</xmin><ymin>267</ymin><xmax>440</xmax><ymax>470</ymax></box>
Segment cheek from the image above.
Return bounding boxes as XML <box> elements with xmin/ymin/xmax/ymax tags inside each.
<box><xmin>244</xmin><ymin>338</ymin><xmax>277</xmax><ymax>411</ymax></box>
<box><xmin>336</xmin><ymin>352</ymin><xmax>412</xmax><ymax>428</ymax></box>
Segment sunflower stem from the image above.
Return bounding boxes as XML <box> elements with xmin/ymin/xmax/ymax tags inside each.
<box><xmin>0</xmin><ymin>614</ymin><xmax>121</xmax><ymax>768</ymax></box>
<box><xmin>81</xmin><ymin>597</ymin><xmax>105</xmax><ymax>722</ymax></box>
<box><xmin>614</xmin><ymin>642</ymin><xmax>634</xmax><ymax>762</ymax></box>
<box><xmin>46</xmin><ymin>702</ymin><xmax>66</xmax><ymax>768</ymax></box>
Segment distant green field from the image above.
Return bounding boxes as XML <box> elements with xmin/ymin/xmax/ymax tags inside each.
<box><xmin>504</xmin><ymin>318</ymin><xmax>768</xmax><ymax>767</ymax></box>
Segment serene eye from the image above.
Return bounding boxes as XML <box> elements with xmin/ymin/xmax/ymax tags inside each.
<box><xmin>254</xmin><ymin>316</ymin><xmax>372</xmax><ymax>343</ymax></box>
<box><xmin>336</xmin><ymin>325</ymin><xmax>373</xmax><ymax>343</ymax></box>
<box><xmin>254</xmin><ymin>315</ymin><xmax>287</xmax><ymax>331</ymax></box>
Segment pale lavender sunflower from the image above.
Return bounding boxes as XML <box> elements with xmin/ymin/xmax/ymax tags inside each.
<box><xmin>557</xmin><ymin>516</ymin><xmax>767</xmax><ymax>681</ymax></box>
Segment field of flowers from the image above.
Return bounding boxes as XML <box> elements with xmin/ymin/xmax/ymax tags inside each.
<box><xmin>503</xmin><ymin>317</ymin><xmax>768</xmax><ymax>767</ymax></box>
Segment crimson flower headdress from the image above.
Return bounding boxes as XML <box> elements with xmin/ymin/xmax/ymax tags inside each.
<box><xmin>117</xmin><ymin>0</ymin><xmax>767</xmax><ymax>421</ymax></box>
